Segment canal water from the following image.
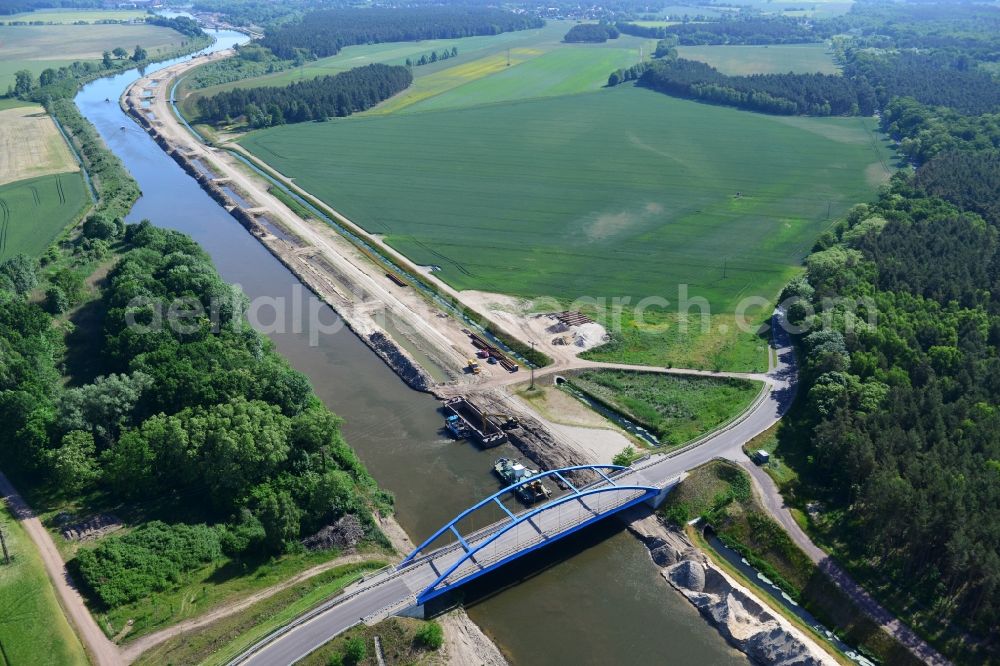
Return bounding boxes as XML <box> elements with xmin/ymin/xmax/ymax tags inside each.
<box><xmin>74</xmin><ymin>32</ymin><xmax>746</xmax><ymax>665</ymax></box>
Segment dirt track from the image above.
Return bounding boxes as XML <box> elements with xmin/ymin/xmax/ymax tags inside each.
<box><xmin>0</xmin><ymin>472</ymin><xmax>122</xmax><ymax>666</ymax></box>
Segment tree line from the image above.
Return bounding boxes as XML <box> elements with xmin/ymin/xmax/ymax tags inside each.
<box><xmin>786</xmin><ymin>174</ymin><xmax>1000</xmax><ymax>649</ymax></box>
<box><xmin>654</xmin><ymin>15</ymin><xmax>819</xmax><ymax>45</ymax></box>
<box><xmin>639</xmin><ymin>57</ymin><xmax>875</xmax><ymax>116</ymax></box>
<box><xmin>406</xmin><ymin>47</ymin><xmax>458</xmax><ymax>68</ymax></box>
<box><xmin>563</xmin><ymin>22</ymin><xmax>619</xmax><ymax>43</ymax></box>
<box><xmin>196</xmin><ymin>63</ymin><xmax>412</xmax><ymax>127</ymax></box>
<box><xmin>260</xmin><ymin>7</ymin><xmax>543</xmax><ymax>60</ymax></box>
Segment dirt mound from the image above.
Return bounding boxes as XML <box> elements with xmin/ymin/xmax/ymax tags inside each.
<box><xmin>59</xmin><ymin>513</ymin><xmax>122</xmax><ymax>542</ymax></box>
<box><xmin>301</xmin><ymin>515</ymin><xmax>365</xmax><ymax>551</ymax></box>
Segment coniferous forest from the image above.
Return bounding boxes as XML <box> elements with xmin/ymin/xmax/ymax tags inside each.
<box><xmin>639</xmin><ymin>57</ymin><xmax>875</xmax><ymax>116</ymax></box>
<box><xmin>260</xmin><ymin>7</ymin><xmax>543</xmax><ymax>60</ymax></box>
<box><xmin>196</xmin><ymin>63</ymin><xmax>412</xmax><ymax>127</ymax></box>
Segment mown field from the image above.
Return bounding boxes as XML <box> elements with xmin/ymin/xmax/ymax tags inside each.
<box><xmin>0</xmin><ymin>24</ymin><xmax>189</xmax><ymax>88</ymax></box>
<box><xmin>1</xmin><ymin>9</ymin><xmax>149</xmax><ymax>24</ymax></box>
<box><xmin>677</xmin><ymin>43</ymin><xmax>839</xmax><ymax>75</ymax></box>
<box><xmin>241</xmin><ymin>86</ymin><xmax>892</xmax><ymax>315</ymax></box>
<box><xmin>0</xmin><ymin>172</ymin><xmax>90</xmax><ymax>259</ymax></box>
<box><xmin>0</xmin><ymin>104</ymin><xmax>79</xmax><ymax>185</ymax></box>
<box><xmin>0</xmin><ymin>505</ymin><xmax>89</xmax><ymax>666</ymax></box>
<box><xmin>568</xmin><ymin>370</ymin><xmax>761</xmax><ymax>446</ymax></box>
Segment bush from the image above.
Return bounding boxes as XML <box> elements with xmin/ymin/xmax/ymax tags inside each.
<box><xmin>75</xmin><ymin>521</ymin><xmax>223</xmax><ymax>608</ymax></box>
<box><xmin>342</xmin><ymin>636</ymin><xmax>366</xmax><ymax>665</ymax></box>
<box><xmin>415</xmin><ymin>620</ymin><xmax>444</xmax><ymax>650</ymax></box>
<box><xmin>45</xmin><ymin>285</ymin><xmax>68</xmax><ymax>313</ymax></box>
<box><xmin>612</xmin><ymin>445</ymin><xmax>638</xmax><ymax>467</ymax></box>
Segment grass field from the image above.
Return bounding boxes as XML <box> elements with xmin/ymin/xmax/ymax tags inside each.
<box><xmin>90</xmin><ymin>545</ymin><xmax>385</xmax><ymax>642</ymax></box>
<box><xmin>2</xmin><ymin>9</ymin><xmax>149</xmax><ymax>23</ymax></box>
<box><xmin>0</xmin><ymin>24</ymin><xmax>189</xmax><ymax>88</ymax></box>
<box><xmin>133</xmin><ymin>562</ymin><xmax>384</xmax><ymax>665</ymax></box>
<box><xmin>0</xmin><ymin>172</ymin><xmax>89</xmax><ymax>259</ymax></box>
<box><xmin>0</xmin><ymin>97</ymin><xmax>33</xmax><ymax>110</ymax></box>
<box><xmin>677</xmin><ymin>44</ymin><xmax>839</xmax><ymax>75</ymax></box>
<box><xmin>0</xmin><ymin>505</ymin><xmax>89</xmax><ymax>666</ymax></box>
<box><xmin>581</xmin><ymin>308</ymin><xmax>772</xmax><ymax>372</ymax></box>
<box><xmin>240</xmin><ymin>86</ymin><xmax>892</xmax><ymax>315</ymax></box>
<box><xmin>568</xmin><ymin>369</ymin><xmax>761</xmax><ymax>446</ymax></box>
<box><xmin>629</xmin><ymin>20</ymin><xmax>679</xmax><ymax>27</ymax></box>
<box><xmin>0</xmin><ymin>105</ymin><xmax>79</xmax><ymax>185</ymax></box>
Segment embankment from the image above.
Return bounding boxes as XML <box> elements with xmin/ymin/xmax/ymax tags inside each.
<box><xmin>123</xmin><ymin>95</ymin><xmax>433</xmax><ymax>392</ymax></box>
<box><xmin>627</xmin><ymin>512</ymin><xmax>837</xmax><ymax>666</ymax></box>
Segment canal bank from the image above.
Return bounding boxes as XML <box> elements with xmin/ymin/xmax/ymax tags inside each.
<box><xmin>74</xmin><ymin>31</ymin><xmax>748</xmax><ymax>665</ymax></box>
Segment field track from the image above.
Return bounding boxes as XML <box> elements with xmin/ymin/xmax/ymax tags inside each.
<box><xmin>0</xmin><ymin>197</ymin><xmax>9</xmax><ymax>255</ymax></box>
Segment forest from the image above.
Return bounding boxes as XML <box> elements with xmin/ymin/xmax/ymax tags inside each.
<box><xmin>260</xmin><ymin>7</ymin><xmax>543</xmax><ymax>60</ymax></box>
<box><xmin>659</xmin><ymin>15</ymin><xmax>818</xmax><ymax>45</ymax></box>
<box><xmin>786</xmin><ymin>174</ymin><xmax>1000</xmax><ymax>652</ymax></box>
<box><xmin>880</xmin><ymin>97</ymin><xmax>1000</xmax><ymax>164</ymax></box>
<box><xmin>639</xmin><ymin>57</ymin><xmax>874</xmax><ymax>116</ymax></box>
<box><xmin>563</xmin><ymin>22</ymin><xmax>618</xmax><ymax>43</ymax></box>
<box><xmin>196</xmin><ymin>63</ymin><xmax>412</xmax><ymax>127</ymax></box>
<box><xmin>0</xmin><ymin>221</ymin><xmax>391</xmax><ymax>609</ymax></box>
<box><xmin>844</xmin><ymin>51</ymin><xmax>1000</xmax><ymax>116</ymax></box>
<box><xmin>778</xmin><ymin>4</ymin><xmax>1000</xmax><ymax>656</ymax></box>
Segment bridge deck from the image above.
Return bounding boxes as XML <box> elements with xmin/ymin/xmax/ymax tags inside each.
<box><xmin>403</xmin><ymin>468</ymin><xmax>658</xmax><ymax>599</ymax></box>
<box><xmin>235</xmin><ymin>467</ymin><xmax>664</xmax><ymax>665</ymax></box>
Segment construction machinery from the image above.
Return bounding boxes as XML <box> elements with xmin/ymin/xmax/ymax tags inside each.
<box><xmin>494</xmin><ymin>457</ymin><xmax>551</xmax><ymax>503</ymax></box>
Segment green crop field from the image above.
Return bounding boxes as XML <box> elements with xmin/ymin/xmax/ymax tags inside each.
<box><xmin>569</xmin><ymin>369</ymin><xmax>762</xmax><ymax>446</ymax></box>
<box><xmin>677</xmin><ymin>44</ymin><xmax>839</xmax><ymax>75</ymax></box>
<box><xmin>0</xmin><ymin>505</ymin><xmax>89</xmax><ymax>666</ymax></box>
<box><xmin>0</xmin><ymin>172</ymin><xmax>90</xmax><ymax>259</ymax></box>
<box><xmin>184</xmin><ymin>23</ymin><xmax>571</xmax><ymax>100</ymax></box>
<box><xmin>401</xmin><ymin>45</ymin><xmax>645</xmax><ymax>113</ymax></box>
<box><xmin>241</xmin><ymin>86</ymin><xmax>892</xmax><ymax>314</ymax></box>
<box><xmin>0</xmin><ymin>24</ymin><xmax>189</xmax><ymax>89</ymax></box>
<box><xmin>181</xmin><ymin>22</ymin><xmax>654</xmax><ymax>118</ymax></box>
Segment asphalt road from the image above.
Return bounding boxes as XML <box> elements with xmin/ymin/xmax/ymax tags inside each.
<box><xmin>235</xmin><ymin>314</ymin><xmax>797</xmax><ymax>665</ymax></box>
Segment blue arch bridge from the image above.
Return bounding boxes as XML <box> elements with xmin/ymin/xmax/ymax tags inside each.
<box><xmin>234</xmin><ymin>461</ymin><xmax>682</xmax><ymax>665</ymax></box>
<box><xmin>398</xmin><ymin>463</ymin><xmax>671</xmax><ymax>604</ymax></box>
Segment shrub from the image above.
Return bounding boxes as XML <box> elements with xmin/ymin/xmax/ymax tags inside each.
<box><xmin>415</xmin><ymin>620</ymin><xmax>444</xmax><ymax>650</ymax></box>
<box><xmin>75</xmin><ymin>521</ymin><xmax>223</xmax><ymax>608</ymax></box>
<box><xmin>342</xmin><ymin>636</ymin><xmax>366</xmax><ymax>665</ymax></box>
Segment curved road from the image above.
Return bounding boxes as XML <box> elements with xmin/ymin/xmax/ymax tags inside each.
<box><xmin>230</xmin><ymin>312</ymin><xmax>797</xmax><ymax>665</ymax></box>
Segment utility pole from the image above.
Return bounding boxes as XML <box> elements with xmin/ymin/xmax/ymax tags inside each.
<box><xmin>0</xmin><ymin>527</ymin><xmax>9</xmax><ymax>565</ymax></box>
<box><xmin>507</xmin><ymin>48</ymin><xmax>511</xmax><ymax>67</ymax></box>
<box><xmin>529</xmin><ymin>341</ymin><xmax>536</xmax><ymax>389</ymax></box>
